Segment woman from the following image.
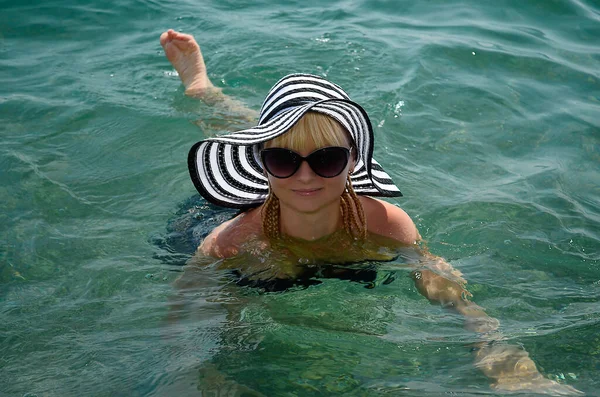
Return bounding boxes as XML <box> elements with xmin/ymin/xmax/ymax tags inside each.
<box><xmin>160</xmin><ymin>29</ymin><xmax>581</xmax><ymax>395</ymax></box>
<box><xmin>162</xmin><ymin>28</ymin><xmax>423</xmax><ymax>265</ymax></box>
<box><xmin>191</xmin><ymin>75</ymin><xmax>419</xmax><ymax>260</ymax></box>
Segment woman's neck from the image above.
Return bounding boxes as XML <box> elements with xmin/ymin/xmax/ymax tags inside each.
<box><xmin>278</xmin><ymin>200</ymin><xmax>342</xmax><ymax>241</ymax></box>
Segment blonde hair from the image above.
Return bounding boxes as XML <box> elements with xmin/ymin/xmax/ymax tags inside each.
<box><xmin>261</xmin><ymin>112</ymin><xmax>367</xmax><ymax>240</ymax></box>
<box><xmin>264</xmin><ymin>111</ymin><xmax>351</xmax><ymax>150</ymax></box>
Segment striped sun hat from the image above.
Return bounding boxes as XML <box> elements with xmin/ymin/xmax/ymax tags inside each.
<box><xmin>188</xmin><ymin>73</ymin><xmax>402</xmax><ymax>209</ymax></box>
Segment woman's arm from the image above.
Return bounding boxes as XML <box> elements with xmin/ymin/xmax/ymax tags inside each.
<box><xmin>370</xmin><ymin>199</ymin><xmax>580</xmax><ymax>393</ymax></box>
<box><xmin>412</xmin><ymin>255</ymin><xmax>581</xmax><ymax>395</ymax></box>
<box><xmin>411</xmin><ymin>264</ymin><xmax>499</xmax><ymax>332</ymax></box>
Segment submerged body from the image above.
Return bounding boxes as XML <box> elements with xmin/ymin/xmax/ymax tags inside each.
<box><xmin>161</xmin><ymin>29</ymin><xmax>582</xmax><ymax>395</ymax></box>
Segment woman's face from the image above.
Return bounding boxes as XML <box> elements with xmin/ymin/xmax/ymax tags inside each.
<box><xmin>266</xmin><ymin>138</ymin><xmax>354</xmax><ymax>215</ymax></box>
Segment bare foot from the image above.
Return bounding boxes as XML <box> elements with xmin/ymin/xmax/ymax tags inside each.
<box><xmin>160</xmin><ymin>29</ymin><xmax>213</xmax><ymax>94</ymax></box>
<box><xmin>160</xmin><ymin>30</ymin><xmax>257</xmax><ymax>119</ymax></box>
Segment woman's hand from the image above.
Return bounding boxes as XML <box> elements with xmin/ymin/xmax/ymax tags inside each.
<box><xmin>475</xmin><ymin>343</ymin><xmax>583</xmax><ymax>395</ymax></box>
<box><xmin>411</xmin><ymin>262</ymin><xmax>582</xmax><ymax>395</ymax></box>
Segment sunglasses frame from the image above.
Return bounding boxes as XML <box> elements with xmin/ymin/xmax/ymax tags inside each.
<box><xmin>260</xmin><ymin>146</ymin><xmax>352</xmax><ymax>179</ymax></box>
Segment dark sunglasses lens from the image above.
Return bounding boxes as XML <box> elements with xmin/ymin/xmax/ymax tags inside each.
<box><xmin>262</xmin><ymin>149</ymin><xmax>299</xmax><ymax>178</ymax></box>
<box><xmin>309</xmin><ymin>147</ymin><xmax>349</xmax><ymax>178</ymax></box>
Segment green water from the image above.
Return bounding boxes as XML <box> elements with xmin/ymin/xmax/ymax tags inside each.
<box><xmin>1</xmin><ymin>0</ymin><xmax>599</xmax><ymax>395</ymax></box>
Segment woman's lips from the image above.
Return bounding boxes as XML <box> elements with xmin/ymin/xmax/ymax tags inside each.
<box><xmin>292</xmin><ymin>188</ymin><xmax>322</xmax><ymax>196</ymax></box>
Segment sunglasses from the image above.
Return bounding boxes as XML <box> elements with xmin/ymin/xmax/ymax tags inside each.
<box><xmin>260</xmin><ymin>146</ymin><xmax>351</xmax><ymax>178</ymax></box>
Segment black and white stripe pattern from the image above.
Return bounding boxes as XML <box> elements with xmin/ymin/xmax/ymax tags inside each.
<box><xmin>188</xmin><ymin>73</ymin><xmax>402</xmax><ymax>209</ymax></box>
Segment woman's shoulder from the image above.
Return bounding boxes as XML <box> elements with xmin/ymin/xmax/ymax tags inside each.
<box><xmin>199</xmin><ymin>207</ymin><xmax>263</xmax><ymax>258</ymax></box>
<box><xmin>359</xmin><ymin>196</ymin><xmax>420</xmax><ymax>245</ymax></box>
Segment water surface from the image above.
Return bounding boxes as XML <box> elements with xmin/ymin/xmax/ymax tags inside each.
<box><xmin>1</xmin><ymin>0</ymin><xmax>599</xmax><ymax>395</ymax></box>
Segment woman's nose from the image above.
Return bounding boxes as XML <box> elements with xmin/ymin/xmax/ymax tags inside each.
<box><xmin>294</xmin><ymin>160</ymin><xmax>317</xmax><ymax>181</ymax></box>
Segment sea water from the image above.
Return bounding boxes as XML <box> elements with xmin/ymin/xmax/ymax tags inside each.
<box><xmin>1</xmin><ymin>0</ymin><xmax>599</xmax><ymax>395</ymax></box>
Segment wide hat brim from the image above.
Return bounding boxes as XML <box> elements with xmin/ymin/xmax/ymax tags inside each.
<box><xmin>188</xmin><ymin>98</ymin><xmax>402</xmax><ymax>209</ymax></box>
